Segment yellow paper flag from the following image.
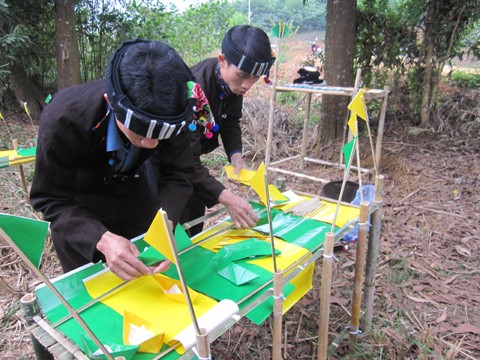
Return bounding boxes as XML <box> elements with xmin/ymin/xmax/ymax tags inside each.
<box><xmin>347</xmin><ymin>89</ymin><xmax>368</xmax><ymax>121</ymax></box>
<box><xmin>250</xmin><ymin>162</ymin><xmax>268</xmax><ymax>204</ymax></box>
<box><xmin>223</xmin><ymin>165</ymin><xmax>256</xmax><ymax>185</ymax></box>
<box><xmin>144</xmin><ymin>209</ymin><xmax>176</xmax><ymax>264</ymax></box>
<box><xmin>347</xmin><ymin>113</ymin><xmax>358</xmax><ymax>137</ymax></box>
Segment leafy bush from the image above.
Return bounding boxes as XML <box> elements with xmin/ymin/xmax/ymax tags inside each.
<box><xmin>450</xmin><ymin>71</ymin><xmax>480</xmax><ymax>88</ymax></box>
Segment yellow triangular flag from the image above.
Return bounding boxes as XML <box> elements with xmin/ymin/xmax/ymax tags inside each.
<box><xmin>347</xmin><ymin>89</ymin><xmax>368</xmax><ymax>121</ymax></box>
<box><xmin>347</xmin><ymin>113</ymin><xmax>358</xmax><ymax>137</ymax></box>
<box><xmin>0</xmin><ymin>112</ymin><xmax>4</xmax><ymax>119</ymax></box>
<box><xmin>144</xmin><ymin>209</ymin><xmax>175</xmax><ymax>264</ymax></box>
<box><xmin>250</xmin><ymin>162</ymin><xmax>268</xmax><ymax>205</ymax></box>
<box><xmin>23</xmin><ymin>102</ymin><xmax>31</xmax><ymax>118</ymax></box>
<box><xmin>249</xmin><ymin>163</ymin><xmax>288</xmax><ymax>204</ymax></box>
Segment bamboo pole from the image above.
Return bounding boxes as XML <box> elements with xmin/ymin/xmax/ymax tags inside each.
<box><xmin>195</xmin><ymin>328</ymin><xmax>211</xmax><ymax>360</ymax></box>
<box><xmin>374</xmin><ymin>87</ymin><xmax>389</xmax><ymax>172</ymax></box>
<box><xmin>317</xmin><ymin>231</ymin><xmax>335</xmax><ymax>360</ymax></box>
<box><xmin>160</xmin><ymin>210</ymin><xmax>211</xmax><ymax>359</ymax></box>
<box><xmin>362</xmin><ymin>175</ymin><xmax>384</xmax><ymax>329</ymax></box>
<box><xmin>272</xmin><ymin>270</ymin><xmax>284</xmax><ymax>360</ymax></box>
<box><xmin>0</xmin><ymin>229</ymin><xmax>114</xmax><ymax>360</ymax></box>
<box><xmin>349</xmin><ymin>201</ymin><xmax>370</xmax><ymax>340</ymax></box>
<box><xmin>300</xmin><ymin>93</ymin><xmax>312</xmax><ymax>170</ymax></box>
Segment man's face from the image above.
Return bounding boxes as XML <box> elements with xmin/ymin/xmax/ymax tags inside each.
<box><xmin>116</xmin><ymin>119</ymin><xmax>159</xmax><ymax>149</ymax></box>
<box><xmin>218</xmin><ymin>54</ymin><xmax>261</xmax><ymax>96</ymax></box>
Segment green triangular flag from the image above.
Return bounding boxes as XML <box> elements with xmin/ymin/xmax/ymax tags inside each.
<box><xmin>342</xmin><ymin>138</ymin><xmax>356</xmax><ymax>167</ymax></box>
<box><xmin>45</xmin><ymin>94</ymin><xmax>52</xmax><ymax>104</ymax></box>
<box><xmin>17</xmin><ymin>146</ymin><xmax>37</xmax><ymax>157</ymax></box>
<box><xmin>272</xmin><ymin>21</ymin><xmax>291</xmax><ymax>38</ymax></box>
<box><xmin>0</xmin><ymin>213</ymin><xmax>49</xmax><ymax>268</ymax></box>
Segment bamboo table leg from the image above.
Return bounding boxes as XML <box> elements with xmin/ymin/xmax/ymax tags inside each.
<box><xmin>362</xmin><ymin>175</ymin><xmax>384</xmax><ymax>329</ymax></box>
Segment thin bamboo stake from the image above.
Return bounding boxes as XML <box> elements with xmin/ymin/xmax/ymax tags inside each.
<box><xmin>264</xmin><ymin>27</ymin><xmax>281</xmax><ymax>170</ymax></box>
<box><xmin>349</xmin><ymin>201</ymin><xmax>370</xmax><ymax>340</ymax></box>
<box><xmin>374</xmin><ymin>87</ymin><xmax>389</xmax><ymax>172</ymax></box>
<box><xmin>272</xmin><ymin>270</ymin><xmax>284</xmax><ymax>360</ymax></box>
<box><xmin>362</xmin><ymin>175</ymin><xmax>384</xmax><ymax>329</ymax></box>
<box><xmin>317</xmin><ymin>232</ymin><xmax>335</xmax><ymax>360</ymax></box>
<box><xmin>0</xmin><ymin>229</ymin><xmax>114</xmax><ymax>360</ymax></box>
<box><xmin>160</xmin><ymin>210</ymin><xmax>210</xmax><ymax>359</ymax></box>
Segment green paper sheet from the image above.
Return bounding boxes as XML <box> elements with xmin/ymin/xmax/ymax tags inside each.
<box><xmin>81</xmin><ymin>333</ymin><xmax>139</xmax><ymax>360</ymax></box>
<box><xmin>212</xmin><ymin>238</ymin><xmax>280</xmax><ymax>269</ymax></box>
<box><xmin>36</xmin><ymin>263</ymin><xmax>182</xmax><ymax>360</ymax></box>
<box><xmin>163</xmin><ymin>245</ymin><xmax>294</xmax><ymax>325</ymax></box>
<box><xmin>0</xmin><ymin>213</ymin><xmax>49</xmax><ymax>268</ymax></box>
<box><xmin>254</xmin><ymin>212</ymin><xmax>332</xmax><ymax>251</ymax></box>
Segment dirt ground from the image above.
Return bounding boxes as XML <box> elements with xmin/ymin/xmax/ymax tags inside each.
<box><xmin>1</xmin><ymin>33</ymin><xmax>479</xmax><ymax>359</ymax></box>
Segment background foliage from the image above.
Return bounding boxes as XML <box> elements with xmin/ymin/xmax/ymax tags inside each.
<box><xmin>0</xmin><ymin>0</ymin><xmax>479</xmax><ymax>126</ymax></box>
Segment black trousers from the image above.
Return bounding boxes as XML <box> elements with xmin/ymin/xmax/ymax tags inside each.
<box><xmin>179</xmin><ymin>192</ymin><xmax>206</xmax><ymax>237</ymax></box>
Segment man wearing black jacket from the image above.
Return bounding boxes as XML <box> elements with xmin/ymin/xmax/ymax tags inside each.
<box><xmin>31</xmin><ymin>40</ymin><xmax>199</xmax><ymax>280</ymax></box>
<box><xmin>181</xmin><ymin>25</ymin><xmax>276</xmax><ymax>235</ymax></box>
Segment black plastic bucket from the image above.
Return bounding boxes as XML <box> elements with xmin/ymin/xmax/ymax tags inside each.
<box><xmin>321</xmin><ymin>181</ymin><xmax>359</xmax><ymax>203</ymax></box>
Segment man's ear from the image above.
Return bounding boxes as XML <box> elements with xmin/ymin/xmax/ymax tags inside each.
<box><xmin>218</xmin><ymin>53</ymin><xmax>227</xmax><ymax>68</ymax></box>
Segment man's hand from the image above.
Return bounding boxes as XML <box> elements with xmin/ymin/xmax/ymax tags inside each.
<box><xmin>218</xmin><ymin>189</ymin><xmax>258</xmax><ymax>229</ymax></box>
<box><xmin>96</xmin><ymin>231</ymin><xmax>170</xmax><ymax>280</ymax></box>
<box><xmin>230</xmin><ymin>153</ymin><xmax>248</xmax><ymax>174</ymax></box>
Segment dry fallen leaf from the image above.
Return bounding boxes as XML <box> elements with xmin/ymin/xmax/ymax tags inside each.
<box><xmin>435</xmin><ymin>307</ymin><xmax>448</xmax><ymax>323</ymax></box>
<box><xmin>451</xmin><ymin>324</ymin><xmax>480</xmax><ymax>335</ymax></box>
<box><xmin>454</xmin><ymin>245</ymin><xmax>471</xmax><ymax>257</ymax></box>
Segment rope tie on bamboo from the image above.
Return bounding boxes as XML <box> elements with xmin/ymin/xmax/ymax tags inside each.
<box><xmin>359</xmin><ymin>220</ymin><xmax>371</xmax><ymax>229</ymax></box>
<box><xmin>349</xmin><ymin>329</ymin><xmax>362</xmax><ymax>335</ymax></box>
<box><xmin>193</xmin><ymin>347</ymin><xmax>212</xmax><ymax>360</ymax></box>
<box><xmin>273</xmin><ymin>294</ymin><xmax>286</xmax><ymax>300</ymax></box>
<box><xmin>323</xmin><ymin>253</ymin><xmax>338</xmax><ymax>262</ymax></box>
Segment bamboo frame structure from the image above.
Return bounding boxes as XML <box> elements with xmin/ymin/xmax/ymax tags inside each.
<box><xmin>23</xmin><ymin>193</ymin><xmax>384</xmax><ymax>359</ymax></box>
<box><xmin>268</xmin><ymin>84</ymin><xmax>389</xmax><ymax>181</ymax></box>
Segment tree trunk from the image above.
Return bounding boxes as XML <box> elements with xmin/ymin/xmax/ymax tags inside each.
<box><xmin>318</xmin><ymin>0</ymin><xmax>356</xmax><ymax>146</ymax></box>
<box><xmin>55</xmin><ymin>0</ymin><xmax>81</xmax><ymax>89</ymax></box>
<box><xmin>8</xmin><ymin>64</ymin><xmax>45</xmax><ymax>122</ymax></box>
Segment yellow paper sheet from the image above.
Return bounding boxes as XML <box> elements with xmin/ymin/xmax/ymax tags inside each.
<box><xmin>84</xmin><ymin>271</ymin><xmax>217</xmax><ymax>353</ymax></box>
<box><xmin>0</xmin><ymin>149</ymin><xmax>35</xmax><ymax>166</ymax></box>
<box><xmin>247</xmin><ymin>238</ymin><xmax>313</xmax><ymax>316</ymax></box>
<box><xmin>223</xmin><ymin>165</ymin><xmax>256</xmax><ymax>185</ymax></box>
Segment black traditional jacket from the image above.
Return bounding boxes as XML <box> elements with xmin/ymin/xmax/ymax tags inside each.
<box><xmin>189</xmin><ymin>58</ymin><xmax>244</xmax><ymax>207</ymax></box>
<box><xmin>30</xmin><ymin>79</ymin><xmax>194</xmax><ymax>269</ymax></box>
